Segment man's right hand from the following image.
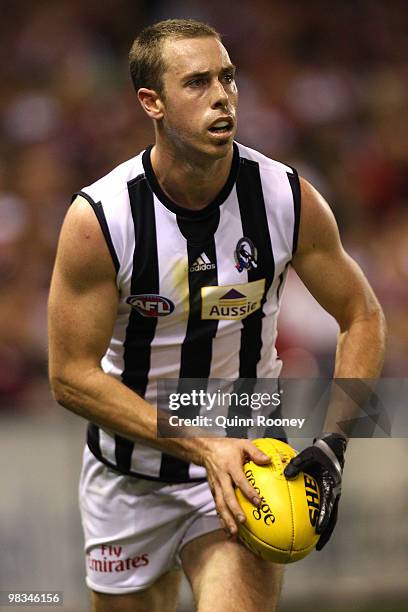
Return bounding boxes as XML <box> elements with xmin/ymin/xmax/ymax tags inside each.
<box><xmin>199</xmin><ymin>438</ymin><xmax>271</xmax><ymax>535</ymax></box>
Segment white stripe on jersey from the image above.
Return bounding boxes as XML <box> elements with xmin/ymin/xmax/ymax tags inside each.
<box><xmin>99</xmin><ymin>428</ymin><xmax>117</xmax><ymax>464</ymax></box>
<box><xmin>256</xmin><ymin>148</ymin><xmax>296</xmax><ymax>377</ymax></box>
<box><xmin>211</xmin><ymin>184</ymin><xmax>247</xmax><ymax>379</ymax></box>
<box><xmin>143</xmin><ymin>194</ymin><xmax>190</xmax><ymax>405</ymax></box>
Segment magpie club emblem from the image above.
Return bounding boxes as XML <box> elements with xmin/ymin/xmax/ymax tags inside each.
<box><xmin>234</xmin><ymin>237</ymin><xmax>258</xmax><ymax>272</ymax></box>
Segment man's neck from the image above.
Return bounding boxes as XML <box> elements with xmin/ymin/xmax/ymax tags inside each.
<box><xmin>150</xmin><ymin>140</ymin><xmax>234</xmax><ymax>211</ymax></box>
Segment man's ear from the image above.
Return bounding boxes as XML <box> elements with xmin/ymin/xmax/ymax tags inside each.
<box><xmin>137</xmin><ymin>88</ymin><xmax>164</xmax><ymax>120</ymax></box>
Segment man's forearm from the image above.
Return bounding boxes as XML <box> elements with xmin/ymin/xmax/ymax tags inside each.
<box><xmin>324</xmin><ymin>309</ymin><xmax>387</xmax><ymax>436</ymax></box>
<box><xmin>334</xmin><ymin>309</ymin><xmax>387</xmax><ymax>378</ymax></box>
<box><xmin>50</xmin><ymin>367</ymin><xmax>211</xmax><ymax>465</ymax></box>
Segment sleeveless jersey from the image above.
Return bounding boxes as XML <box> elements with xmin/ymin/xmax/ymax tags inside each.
<box><xmin>74</xmin><ymin>142</ymin><xmax>300</xmax><ymax>482</ymax></box>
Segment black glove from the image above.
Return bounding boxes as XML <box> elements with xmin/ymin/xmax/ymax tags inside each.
<box><xmin>284</xmin><ymin>433</ymin><xmax>347</xmax><ymax>550</ymax></box>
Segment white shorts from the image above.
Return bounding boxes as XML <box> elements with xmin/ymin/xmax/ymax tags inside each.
<box><xmin>79</xmin><ymin>446</ymin><xmax>220</xmax><ymax>594</ymax></box>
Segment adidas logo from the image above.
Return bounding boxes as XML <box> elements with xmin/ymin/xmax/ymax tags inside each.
<box><xmin>189</xmin><ymin>252</ymin><xmax>216</xmax><ymax>272</ymax></box>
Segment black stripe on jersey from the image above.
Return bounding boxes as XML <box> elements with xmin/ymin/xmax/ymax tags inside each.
<box><xmin>72</xmin><ymin>190</ymin><xmax>120</xmax><ymax>273</ymax></box>
<box><xmin>178</xmin><ymin>237</ymin><xmax>219</xmax><ymax>378</ymax></box>
<box><xmin>264</xmin><ymin>380</ymin><xmax>288</xmax><ymax>442</ymax></box>
<box><xmin>276</xmin><ymin>262</ymin><xmax>290</xmax><ymax>302</ymax></box>
<box><xmin>87</xmin><ymin>422</ymin><xmax>102</xmax><ymax>459</ymax></box>
<box><xmin>236</xmin><ymin>158</ymin><xmax>275</xmax><ymax>378</ymax></box>
<box><xmin>287</xmin><ymin>169</ymin><xmax>301</xmax><ymax>255</ymax></box>
<box><xmin>123</xmin><ymin>174</ymin><xmax>158</xmax><ymax>395</ymax></box>
<box><xmin>159</xmin><ymin>224</ymin><xmax>219</xmax><ymax>481</ymax></box>
<box><xmin>114</xmin><ymin>434</ymin><xmax>134</xmax><ymax>472</ymax></box>
<box><xmin>107</xmin><ymin>175</ymin><xmax>158</xmax><ymax>474</ymax></box>
<box><xmin>176</xmin><ymin>208</ymin><xmax>220</xmax><ymax>244</ymax></box>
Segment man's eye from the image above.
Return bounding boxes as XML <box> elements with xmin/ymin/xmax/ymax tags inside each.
<box><xmin>223</xmin><ymin>73</ymin><xmax>235</xmax><ymax>84</ymax></box>
<box><xmin>189</xmin><ymin>78</ymin><xmax>206</xmax><ymax>87</ymax></box>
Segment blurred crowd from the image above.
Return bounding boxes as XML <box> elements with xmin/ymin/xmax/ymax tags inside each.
<box><xmin>0</xmin><ymin>0</ymin><xmax>407</xmax><ymax>409</ymax></box>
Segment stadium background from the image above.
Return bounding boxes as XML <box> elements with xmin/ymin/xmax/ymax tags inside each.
<box><xmin>0</xmin><ymin>1</ymin><xmax>407</xmax><ymax>610</ymax></box>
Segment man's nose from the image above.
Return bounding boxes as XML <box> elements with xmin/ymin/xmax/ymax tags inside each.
<box><xmin>210</xmin><ymin>79</ymin><xmax>229</xmax><ymax>109</ymax></box>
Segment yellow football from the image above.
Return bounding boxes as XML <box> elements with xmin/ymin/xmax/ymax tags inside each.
<box><xmin>236</xmin><ymin>438</ymin><xmax>320</xmax><ymax>563</ymax></box>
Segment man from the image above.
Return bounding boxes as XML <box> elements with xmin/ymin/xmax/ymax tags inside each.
<box><xmin>48</xmin><ymin>19</ymin><xmax>386</xmax><ymax>612</ymax></box>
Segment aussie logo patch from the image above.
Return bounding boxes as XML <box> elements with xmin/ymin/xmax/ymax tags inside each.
<box><xmin>235</xmin><ymin>237</ymin><xmax>258</xmax><ymax>272</ymax></box>
<box><xmin>126</xmin><ymin>294</ymin><xmax>175</xmax><ymax>317</ymax></box>
<box><xmin>201</xmin><ymin>279</ymin><xmax>265</xmax><ymax>320</ymax></box>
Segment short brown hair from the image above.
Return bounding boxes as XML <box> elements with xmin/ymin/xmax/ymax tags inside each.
<box><xmin>129</xmin><ymin>19</ymin><xmax>221</xmax><ymax>97</ymax></box>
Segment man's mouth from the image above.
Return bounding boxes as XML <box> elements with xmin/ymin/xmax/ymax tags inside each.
<box><xmin>208</xmin><ymin>117</ymin><xmax>234</xmax><ymax>135</ymax></box>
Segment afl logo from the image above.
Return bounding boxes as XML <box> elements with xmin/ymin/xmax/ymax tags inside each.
<box><xmin>234</xmin><ymin>237</ymin><xmax>258</xmax><ymax>272</ymax></box>
<box><xmin>126</xmin><ymin>294</ymin><xmax>175</xmax><ymax>317</ymax></box>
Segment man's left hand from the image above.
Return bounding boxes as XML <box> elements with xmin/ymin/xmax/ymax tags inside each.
<box><xmin>284</xmin><ymin>433</ymin><xmax>347</xmax><ymax>550</ymax></box>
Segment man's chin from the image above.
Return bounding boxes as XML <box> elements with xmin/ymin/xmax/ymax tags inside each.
<box><xmin>207</xmin><ymin>129</ymin><xmax>235</xmax><ymax>145</ymax></box>
<box><xmin>169</xmin><ymin>133</ymin><xmax>235</xmax><ymax>163</ymax></box>
<box><xmin>201</xmin><ymin>134</ymin><xmax>234</xmax><ymax>157</ymax></box>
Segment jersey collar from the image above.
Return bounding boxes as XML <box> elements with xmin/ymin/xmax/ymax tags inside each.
<box><xmin>142</xmin><ymin>142</ymin><xmax>240</xmax><ymax>219</ymax></box>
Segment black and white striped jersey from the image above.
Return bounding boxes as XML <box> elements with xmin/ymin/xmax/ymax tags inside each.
<box><xmin>74</xmin><ymin>141</ymin><xmax>300</xmax><ymax>482</ymax></box>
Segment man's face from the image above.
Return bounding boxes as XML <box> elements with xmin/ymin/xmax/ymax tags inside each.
<box><xmin>158</xmin><ymin>36</ymin><xmax>238</xmax><ymax>159</ymax></box>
